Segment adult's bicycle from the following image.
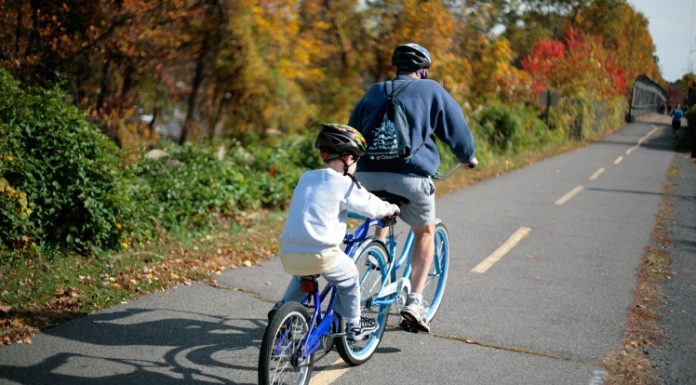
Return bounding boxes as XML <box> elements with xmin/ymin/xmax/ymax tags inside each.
<box><xmin>258</xmin><ymin>164</ymin><xmax>461</xmax><ymax>385</ymax></box>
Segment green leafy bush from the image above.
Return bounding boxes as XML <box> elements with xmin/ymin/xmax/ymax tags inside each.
<box><xmin>475</xmin><ymin>102</ymin><xmax>549</xmax><ymax>153</ymax></box>
<box><xmin>477</xmin><ymin>102</ymin><xmax>522</xmax><ymax>152</ymax></box>
<box><xmin>121</xmin><ymin>134</ymin><xmax>321</xmax><ymax>240</ymax></box>
<box><xmin>0</xmin><ymin>174</ymin><xmax>33</xmax><ymax>251</ymax></box>
<box><xmin>0</xmin><ymin>68</ymin><xmax>125</xmax><ymax>254</ymax></box>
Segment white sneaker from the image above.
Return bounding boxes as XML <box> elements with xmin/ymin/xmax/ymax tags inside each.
<box><xmin>400</xmin><ymin>300</ymin><xmax>430</xmax><ymax>333</ymax></box>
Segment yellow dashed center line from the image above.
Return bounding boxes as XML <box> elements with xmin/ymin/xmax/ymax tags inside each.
<box><xmin>472</xmin><ymin>227</ymin><xmax>532</xmax><ymax>273</ymax></box>
<box><xmin>310</xmin><ymin>358</ymin><xmax>350</xmax><ymax>385</ymax></box>
<box><xmin>639</xmin><ymin>125</ymin><xmax>659</xmax><ymax>145</ymax></box>
<box><xmin>589</xmin><ymin>168</ymin><xmax>605</xmax><ymax>180</ymax></box>
<box><xmin>555</xmin><ymin>185</ymin><xmax>584</xmax><ymax>206</ymax></box>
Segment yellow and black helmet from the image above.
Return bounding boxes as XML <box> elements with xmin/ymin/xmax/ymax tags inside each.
<box><xmin>315</xmin><ymin>123</ymin><xmax>367</xmax><ymax>159</ymax></box>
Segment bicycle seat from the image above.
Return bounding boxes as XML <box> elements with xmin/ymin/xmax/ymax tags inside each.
<box><xmin>372</xmin><ymin>190</ymin><xmax>410</xmax><ymax>206</ymax></box>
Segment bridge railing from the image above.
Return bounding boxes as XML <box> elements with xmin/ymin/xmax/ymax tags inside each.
<box><xmin>626</xmin><ymin>75</ymin><xmax>666</xmax><ymax>122</ymax></box>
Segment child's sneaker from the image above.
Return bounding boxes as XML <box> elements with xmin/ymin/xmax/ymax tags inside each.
<box><xmin>400</xmin><ymin>298</ymin><xmax>430</xmax><ymax>333</ymax></box>
<box><xmin>346</xmin><ymin>317</ymin><xmax>378</xmax><ymax>341</ymax></box>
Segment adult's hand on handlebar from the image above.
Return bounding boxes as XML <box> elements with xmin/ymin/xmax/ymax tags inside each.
<box><xmin>462</xmin><ymin>156</ymin><xmax>478</xmax><ymax>169</ymax></box>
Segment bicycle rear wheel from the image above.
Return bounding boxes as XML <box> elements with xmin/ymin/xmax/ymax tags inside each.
<box><xmin>335</xmin><ymin>238</ymin><xmax>390</xmax><ymax>365</ymax></box>
<box><xmin>422</xmin><ymin>221</ymin><xmax>450</xmax><ymax>322</ymax></box>
<box><xmin>258</xmin><ymin>302</ymin><xmax>313</xmax><ymax>385</ymax></box>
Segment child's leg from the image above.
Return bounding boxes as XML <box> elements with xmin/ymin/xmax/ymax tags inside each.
<box><xmin>322</xmin><ymin>253</ymin><xmax>360</xmax><ymax>325</ymax></box>
<box><xmin>280</xmin><ymin>275</ymin><xmax>306</xmax><ymax>303</ymax></box>
<box><xmin>267</xmin><ymin>276</ymin><xmax>305</xmax><ymax>320</ymax></box>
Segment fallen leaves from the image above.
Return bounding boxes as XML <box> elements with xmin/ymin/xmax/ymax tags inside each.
<box><xmin>1</xmin><ymin>316</ymin><xmax>40</xmax><ymax>346</ymax></box>
<box><xmin>601</xmin><ymin>160</ymin><xmax>675</xmax><ymax>385</ymax></box>
<box><xmin>49</xmin><ymin>287</ymin><xmax>83</xmax><ymax>311</ymax></box>
<box><xmin>1</xmin><ymin>208</ymin><xmax>283</xmax><ymax>346</ymax></box>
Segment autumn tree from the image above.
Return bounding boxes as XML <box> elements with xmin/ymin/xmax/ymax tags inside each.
<box><xmin>0</xmin><ymin>0</ymin><xmax>666</xmax><ymax>145</ymax></box>
<box><xmin>503</xmin><ymin>0</ymin><xmax>592</xmax><ymax>60</ymax></box>
<box><xmin>575</xmin><ymin>0</ymin><xmax>662</xmax><ymax>84</ymax></box>
<box><xmin>522</xmin><ymin>27</ymin><xmax>628</xmax><ymax>99</ymax></box>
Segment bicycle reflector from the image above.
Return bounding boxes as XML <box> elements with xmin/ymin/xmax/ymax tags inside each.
<box><xmin>300</xmin><ymin>277</ymin><xmax>318</xmax><ymax>293</ymax></box>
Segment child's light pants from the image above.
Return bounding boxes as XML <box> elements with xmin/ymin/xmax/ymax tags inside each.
<box><xmin>280</xmin><ymin>252</ymin><xmax>361</xmax><ymax>325</ymax></box>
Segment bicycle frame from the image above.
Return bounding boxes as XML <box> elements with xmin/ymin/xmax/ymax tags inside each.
<box><xmin>291</xmin><ymin>214</ymin><xmax>410</xmax><ymax>364</ymax></box>
<box><xmin>291</xmin><ymin>280</ymin><xmax>340</xmax><ymax>364</ymax></box>
<box><xmin>345</xmin><ymin>213</ymin><xmax>415</xmax><ymax>309</ymax></box>
<box><xmin>262</xmin><ymin>164</ymin><xmax>461</xmax><ymax>382</ymax></box>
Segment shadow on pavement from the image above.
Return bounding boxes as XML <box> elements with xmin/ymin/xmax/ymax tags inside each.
<box><xmin>0</xmin><ymin>307</ymin><xmax>265</xmax><ymax>385</ymax></box>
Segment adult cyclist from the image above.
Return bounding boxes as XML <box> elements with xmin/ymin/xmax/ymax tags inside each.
<box><xmin>348</xmin><ymin>43</ymin><xmax>477</xmax><ymax>333</ymax></box>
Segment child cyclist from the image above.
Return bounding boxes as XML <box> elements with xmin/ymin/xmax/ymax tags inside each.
<box><xmin>271</xmin><ymin>123</ymin><xmax>400</xmax><ymax>340</ymax></box>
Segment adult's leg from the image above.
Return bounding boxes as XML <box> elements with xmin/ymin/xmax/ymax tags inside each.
<box><xmin>409</xmin><ymin>223</ymin><xmax>435</xmax><ymax>295</ymax></box>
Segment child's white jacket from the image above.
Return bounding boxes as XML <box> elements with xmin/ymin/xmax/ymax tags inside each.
<box><xmin>279</xmin><ymin>168</ymin><xmax>394</xmax><ymax>275</ymax></box>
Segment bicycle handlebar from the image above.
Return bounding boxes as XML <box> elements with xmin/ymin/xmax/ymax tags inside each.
<box><xmin>432</xmin><ymin>157</ymin><xmax>478</xmax><ymax>180</ymax></box>
<box><xmin>432</xmin><ymin>163</ymin><xmax>461</xmax><ymax>180</ymax></box>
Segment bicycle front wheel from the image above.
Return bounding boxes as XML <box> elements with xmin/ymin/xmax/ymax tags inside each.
<box><xmin>335</xmin><ymin>238</ymin><xmax>390</xmax><ymax>365</ymax></box>
<box><xmin>422</xmin><ymin>222</ymin><xmax>450</xmax><ymax>322</ymax></box>
<box><xmin>258</xmin><ymin>302</ymin><xmax>313</xmax><ymax>385</ymax></box>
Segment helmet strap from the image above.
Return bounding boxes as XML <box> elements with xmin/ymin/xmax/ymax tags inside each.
<box><xmin>341</xmin><ymin>154</ymin><xmax>363</xmax><ymax>189</ymax></box>
<box><xmin>341</xmin><ymin>154</ymin><xmax>354</xmax><ymax>175</ymax></box>
<box><xmin>418</xmin><ymin>68</ymin><xmax>428</xmax><ymax>79</ymax></box>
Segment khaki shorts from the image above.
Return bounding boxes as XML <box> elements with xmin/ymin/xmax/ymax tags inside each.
<box><xmin>355</xmin><ymin>171</ymin><xmax>435</xmax><ymax>227</ymax></box>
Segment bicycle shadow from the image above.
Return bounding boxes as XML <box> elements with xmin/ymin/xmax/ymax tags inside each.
<box><xmin>0</xmin><ymin>307</ymin><xmax>265</xmax><ymax>385</ymax></box>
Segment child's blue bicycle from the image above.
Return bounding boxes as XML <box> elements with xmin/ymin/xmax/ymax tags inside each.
<box><xmin>257</xmin><ymin>166</ymin><xmax>458</xmax><ymax>385</ymax></box>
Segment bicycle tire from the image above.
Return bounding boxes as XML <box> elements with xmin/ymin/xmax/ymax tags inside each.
<box><xmin>421</xmin><ymin>221</ymin><xmax>450</xmax><ymax>322</ymax></box>
<box><xmin>335</xmin><ymin>238</ymin><xmax>390</xmax><ymax>365</ymax></box>
<box><xmin>258</xmin><ymin>302</ymin><xmax>313</xmax><ymax>385</ymax></box>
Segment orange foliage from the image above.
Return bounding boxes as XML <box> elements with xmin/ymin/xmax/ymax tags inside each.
<box><xmin>0</xmin><ymin>0</ymin><xmax>661</xmax><ymax>143</ymax></box>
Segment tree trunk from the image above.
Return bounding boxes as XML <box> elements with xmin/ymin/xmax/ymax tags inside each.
<box><xmin>96</xmin><ymin>57</ymin><xmax>112</xmax><ymax>112</ymax></box>
<box><xmin>179</xmin><ymin>37</ymin><xmax>209</xmax><ymax>145</ymax></box>
<box><xmin>14</xmin><ymin>2</ymin><xmax>23</xmax><ymax>57</ymax></box>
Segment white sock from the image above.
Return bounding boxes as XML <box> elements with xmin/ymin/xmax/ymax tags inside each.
<box><xmin>408</xmin><ymin>293</ymin><xmax>423</xmax><ymax>305</ymax></box>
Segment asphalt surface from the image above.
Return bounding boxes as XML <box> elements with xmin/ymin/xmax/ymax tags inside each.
<box><xmin>0</xmin><ymin>113</ymin><xmax>693</xmax><ymax>385</ymax></box>
<box><xmin>652</xmin><ymin>128</ymin><xmax>696</xmax><ymax>385</ymax></box>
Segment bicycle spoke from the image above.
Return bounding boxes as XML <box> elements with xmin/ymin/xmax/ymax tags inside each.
<box><xmin>260</xmin><ymin>304</ymin><xmax>312</xmax><ymax>385</ymax></box>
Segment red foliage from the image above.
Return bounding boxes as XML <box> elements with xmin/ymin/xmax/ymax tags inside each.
<box><xmin>605</xmin><ymin>61</ymin><xmax>628</xmax><ymax>94</ymax></box>
<box><xmin>522</xmin><ymin>26</ymin><xmax>629</xmax><ymax>96</ymax></box>
<box><xmin>521</xmin><ymin>39</ymin><xmax>566</xmax><ymax>95</ymax></box>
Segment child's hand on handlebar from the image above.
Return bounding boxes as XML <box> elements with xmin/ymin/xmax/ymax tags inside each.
<box><xmin>380</xmin><ymin>204</ymin><xmax>400</xmax><ymax>225</ymax></box>
<box><xmin>388</xmin><ymin>204</ymin><xmax>400</xmax><ymax>217</ymax></box>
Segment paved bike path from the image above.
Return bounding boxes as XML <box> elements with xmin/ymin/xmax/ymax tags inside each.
<box><xmin>325</xmin><ymin>117</ymin><xmax>675</xmax><ymax>385</ymax></box>
<box><xmin>0</xmin><ymin>115</ymin><xmax>685</xmax><ymax>385</ymax></box>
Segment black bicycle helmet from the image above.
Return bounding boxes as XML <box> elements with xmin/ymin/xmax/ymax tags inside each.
<box><xmin>392</xmin><ymin>43</ymin><xmax>432</xmax><ymax>71</ymax></box>
<box><xmin>315</xmin><ymin>123</ymin><xmax>367</xmax><ymax>159</ymax></box>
